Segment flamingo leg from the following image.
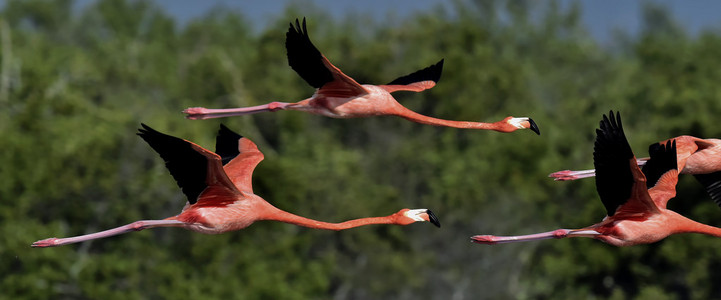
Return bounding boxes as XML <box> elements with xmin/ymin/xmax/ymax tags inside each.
<box><xmin>470</xmin><ymin>229</ymin><xmax>600</xmax><ymax>245</ymax></box>
<box><xmin>549</xmin><ymin>159</ymin><xmax>649</xmax><ymax>181</ymax></box>
<box><xmin>183</xmin><ymin>102</ymin><xmax>293</xmax><ymax>120</ymax></box>
<box><xmin>31</xmin><ymin>220</ymin><xmax>185</xmax><ymax>248</ymax></box>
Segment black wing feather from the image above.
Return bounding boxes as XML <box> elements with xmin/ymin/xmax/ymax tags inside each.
<box><xmin>694</xmin><ymin>171</ymin><xmax>721</xmax><ymax>208</ymax></box>
<box><xmin>386</xmin><ymin>59</ymin><xmax>444</xmax><ymax>86</ymax></box>
<box><xmin>594</xmin><ymin>111</ymin><xmax>635</xmax><ymax>216</ymax></box>
<box><xmin>642</xmin><ymin>140</ymin><xmax>678</xmax><ymax>188</ymax></box>
<box><xmin>215</xmin><ymin>124</ymin><xmax>242</xmax><ymax>166</ymax></box>
<box><xmin>286</xmin><ymin>18</ymin><xmax>334</xmax><ymax>88</ymax></box>
<box><xmin>138</xmin><ymin>124</ymin><xmax>207</xmax><ymax>204</ymax></box>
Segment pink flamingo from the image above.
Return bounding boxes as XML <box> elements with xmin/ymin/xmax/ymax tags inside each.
<box><xmin>472</xmin><ymin>111</ymin><xmax>721</xmax><ymax>246</ymax></box>
<box><xmin>549</xmin><ymin>135</ymin><xmax>721</xmax><ymax>180</ymax></box>
<box><xmin>32</xmin><ymin>124</ymin><xmax>440</xmax><ymax>248</ymax></box>
<box><xmin>183</xmin><ymin>18</ymin><xmax>539</xmax><ymax>135</ymax></box>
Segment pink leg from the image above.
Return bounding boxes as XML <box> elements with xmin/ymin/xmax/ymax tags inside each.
<box><xmin>549</xmin><ymin>159</ymin><xmax>648</xmax><ymax>181</ymax></box>
<box><xmin>31</xmin><ymin>220</ymin><xmax>185</xmax><ymax>248</ymax></box>
<box><xmin>183</xmin><ymin>102</ymin><xmax>292</xmax><ymax>120</ymax></box>
<box><xmin>470</xmin><ymin>229</ymin><xmax>600</xmax><ymax>245</ymax></box>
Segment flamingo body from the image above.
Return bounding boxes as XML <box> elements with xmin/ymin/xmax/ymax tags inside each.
<box><xmin>472</xmin><ymin>111</ymin><xmax>721</xmax><ymax>247</ymax></box>
<box><xmin>668</xmin><ymin>136</ymin><xmax>721</xmax><ymax>175</ymax></box>
<box><xmin>183</xmin><ymin>18</ymin><xmax>540</xmax><ymax>135</ymax></box>
<box><xmin>32</xmin><ymin>124</ymin><xmax>440</xmax><ymax>248</ymax></box>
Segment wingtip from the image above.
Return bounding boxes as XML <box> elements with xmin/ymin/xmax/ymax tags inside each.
<box><xmin>217</xmin><ymin>123</ymin><xmax>244</xmax><ymax>140</ymax></box>
<box><xmin>433</xmin><ymin>59</ymin><xmax>444</xmax><ymax>83</ymax></box>
<box><xmin>137</xmin><ymin>123</ymin><xmax>153</xmax><ymax>136</ymax></box>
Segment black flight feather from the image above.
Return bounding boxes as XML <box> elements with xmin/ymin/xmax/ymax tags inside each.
<box><xmin>386</xmin><ymin>59</ymin><xmax>444</xmax><ymax>86</ymax></box>
<box><xmin>694</xmin><ymin>171</ymin><xmax>721</xmax><ymax>208</ymax></box>
<box><xmin>642</xmin><ymin>140</ymin><xmax>678</xmax><ymax>189</ymax></box>
<box><xmin>137</xmin><ymin>124</ymin><xmax>208</xmax><ymax>204</ymax></box>
<box><xmin>215</xmin><ymin>124</ymin><xmax>242</xmax><ymax>166</ymax></box>
<box><xmin>594</xmin><ymin>111</ymin><xmax>635</xmax><ymax>216</ymax></box>
<box><xmin>286</xmin><ymin>18</ymin><xmax>334</xmax><ymax>89</ymax></box>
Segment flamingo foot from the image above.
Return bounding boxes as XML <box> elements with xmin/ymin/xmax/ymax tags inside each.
<box><xmin>31</xmin><ymin>238</ymin><xmax>60</xmax><ymax>248</ymax></box>
<box><xmin>183</xmin><ymin>107</ymin><xmax>213</xmax><ymax>120</ymax></box>
<box><xmin>548</xmin><ymin>169</ymin><xmax>597</xmax><ymax>181</ymax></box>
<box><xmin>470</xmin><ymin>235</ymin><xmax>501</xmax><ymax>245</ymax></box>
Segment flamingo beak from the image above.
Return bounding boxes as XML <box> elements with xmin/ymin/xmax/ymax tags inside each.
<box><xmin>426</xmin><ymin>209</ymin><xmax>441</xmax><ymax>228</ymax></box>
<box><xmin>404</xmin><ymin>209</ymin><xmax>441</xmax><ymax>227</ymax></box>
<box><xmin>527</xmin><ymin>118</ymin><xmax>540</xmax><ymax>135</ymax></box>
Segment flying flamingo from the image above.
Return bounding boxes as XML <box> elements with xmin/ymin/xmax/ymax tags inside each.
<box><xmin>471</xmin><ymin>111</ymin><xmax>721</xmax><ymax>246</ymax></box>
<box><xmin>549</xmin><ymin>135</ymin><xmax>721</xmax><ymax>181</ymax></box>
<box><xmin>183</xmin><ymin>18</ymin><xmax>540</xmax><ymax>135</ymax></box>
<box><xmin>549</xmin><ymin>135</ymin><xmax>721</xmax><ymax>206</ymax></box>
<box><xmin>32</xmin><ymin>124</ymin><xmax>440</xmax><ymax>248</ymax></box>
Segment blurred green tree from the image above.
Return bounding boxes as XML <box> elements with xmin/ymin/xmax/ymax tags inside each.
<box><xmin>2</xmin><ymin>0</ymin><xmax>721</xmax><ymax>299</ymax></box>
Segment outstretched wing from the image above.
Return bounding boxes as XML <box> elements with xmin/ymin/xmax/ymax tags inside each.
<box><xmin>643</xmin><ymin>140</ymin><xmax>679</xmax><ymax>209</ymax></box>
<box><xmin>286</xmin><ymin>18</ymin><xmax>367</xmax><ymax>98</ymax></box>
<box><xmin>643</xmin><ymin>140</ymin><xmax>678</xmax><ymax>189</ymax></box>
<box><xmin>379</xmin><ymin>59</ymin><xmax>444</xmax><ymax>93</ymax></box>
<box><xmin>138</xmin><ymin>124</ymin><xmax>238</xmax><ymax>205</ymax></box>
<box><xmin>214</xmin><ymin>124</ymin><xmax>264</xmax><ymax>193</ymax></box>
<box><xmin>594</xmin><ymin>111</ymin><xmax>659</xmax><ymax>216</ymax></box>
<box><xmin>694</xmin><ymin>171</ymin><xmax>721</xmax><ymax>208</ymax></box>
<box><xmin>650</xmin><ymin>135</ymin><xmax>715</xmax><ymax>171</ymax></box>
<box><xmin>216</xmin><ymin>124</ymin><xmax>243</xmax><ymax>166</ymax></box>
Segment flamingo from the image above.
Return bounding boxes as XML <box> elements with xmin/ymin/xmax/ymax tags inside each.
<box><xmin>183</xmin><ymin>18</ymin><xmax>540</xmax><ymax>135</ymax></box>
<box><xmin>549</xmin><ymin>135</ymin><xmax>721</xmax><ymax>181</ymax></box>
<box><xmin>32</xmin><ymin>124</ymin><xmax>440</xmax><ymax>248</ymax></box>
<box><xmin>550</xmin><ymin>135</ymin><xmax>721</xmax><ymax>206</ymax></box>
<box><xmin>471</xmin><ymin>111</ymin><xmax>721</xmax><ymax>246</ymax></box>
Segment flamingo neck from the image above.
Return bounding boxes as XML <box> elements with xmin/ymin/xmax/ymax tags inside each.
<box><xmin>259</xmin><ymin>205</ymin><xmax>398</xmax><ymax>231</ymax></box>
<box><xmin>672</xmin><ymin>216</ymin><xmax>721</xmax><ymax>237</ymax></box>
<box><xmin>391</xmin><ymin>106</ymin><xmax>507</xmax><ymax>131</ymax></box>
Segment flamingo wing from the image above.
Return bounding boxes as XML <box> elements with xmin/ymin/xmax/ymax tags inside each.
<box><xmin>138</xmin><ymin>124</ymin><xmax>239</xmax><ymax>205</ymax></box>
<box><xmin>216</xmin><ymin>124</ymin><xmax>243</xmax><ymax>166</ymax></box>
<box><xmin>642</xmin><ymin>140</ymin><xmax>679</xmax><ymax>209</ymax></box>
<box><xmin>693</xmin><ymin>171</ymin><xmax>721</xmax><ymax>208</ymax></box>
<box><xmin>286</xmin><ymin>18</ymin><xmax>367</xmax><ymax>98</ymax></box>
<box><xmin>643</xmin><ymin>140</ymin><xmax>679</xmax><ymax>189</ymax></box>
<box><xmin>594</xmin><ymin>111</ymin><xmax>659</xmax><ymax>216</ymax></box>
<box><xmin>379</xmin><ymin>59</ymin><xmax>444</xmax><ymax>93</ymax></box>
<box><xmin>215</xmin><ymin>124</ymin><xmax>264</xmax><ymax>193</ymax></box>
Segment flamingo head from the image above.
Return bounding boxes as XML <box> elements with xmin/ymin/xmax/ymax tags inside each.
<box><xmin>397</xmin><ymin>208</ymin><xmax>441</xmax><ymax>227</ymax></box>
<box><xmin>500</xmin><ymin>117</ymin><xmax>540</xmax><ymax>135</ymax></box>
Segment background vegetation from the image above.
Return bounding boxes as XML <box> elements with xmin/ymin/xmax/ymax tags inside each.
<box><xmin>3</xmin><ymin>0</ymin><xmax>721</xmax><ymax>298</ymax></box>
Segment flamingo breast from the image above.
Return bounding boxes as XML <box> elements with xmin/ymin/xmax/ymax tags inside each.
<box><xmin>309</xmin><ymin>85</ymin><xmax>400</xmax><ymax>118</ymax></box>
<box><xmin>177</xmin><ymin>201</ymin><xmax>258</xmax><ymax>234</ymax></box>
<box><xmin>594</xmin><ymin>214</ymin><xmax>673</xmax><ymax>246</ymax></box>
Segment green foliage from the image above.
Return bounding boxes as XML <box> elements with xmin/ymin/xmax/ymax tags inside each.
<box><xmin>3</xmin><ymin>0</ymin><xmax>721</xmax><ymax>298</ymax></box>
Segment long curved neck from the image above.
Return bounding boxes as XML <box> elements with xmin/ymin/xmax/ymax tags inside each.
<box><xmin>390</xmin><ymin>105</ymin><xmax>504</xmax><ymax>131</ymax></box>
<box><xmin>673</xmin><ymin>216</ymin><xmax>721</xmax><ymax>237</ymax></box>
<box><xmin>258</xmin><ymin>205</ymin><xmax>399</xmax><ymax>231</ymax></box>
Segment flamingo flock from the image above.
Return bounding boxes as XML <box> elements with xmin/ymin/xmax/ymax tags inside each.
<box><xmin>472</xmin><ymin>111</ymin><xmax>721</xmax><ymax>246</ymax></box>
<box><xmin>33</xmin><ymin>18</ymin><xmax>720</xmax><ymax>252</ymax></box>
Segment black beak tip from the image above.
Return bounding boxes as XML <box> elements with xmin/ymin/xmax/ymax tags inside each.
<box><xmin>528</xmin><ymin>118</ymin><xmax>540</xmax><ymax>135</ymax></box>
<box><xmin>426</xmin><ymin>209</ymin><xmax>441</xmax><ymax>228</ymax></box>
